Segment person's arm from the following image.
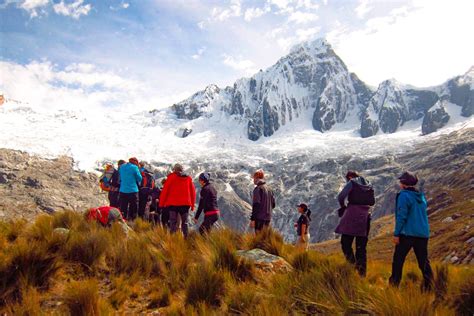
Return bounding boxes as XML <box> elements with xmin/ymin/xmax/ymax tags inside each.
<box><xmin>394</xmin><ymin>193</ymin><xmax>409</xmax><ymax>237</ymax></box>
<box><xmin>158</xmin><ymin>178</ymin><xmax>169</xmax><ymax>207</ymax></box>
<box><xmin>337</xmin><ymin>181</ymin><xmax>352</xmax><ymax>208</ymax></box>
<box><xmin>135</xmin><ymin>167</ymin><xmax>143</xmax><ymax>187</ymax></box>
<box><xmin>271</xmin><ymin>190</ymin><xmax>276</xmax><ymax>209</ymax></box>
<box><xmin>250</xmin><ymin>187</ymin><xmax>261</xmax><ymax>221</ymax></box>
<box><xmin>190</xmin><ymin>179</ymin><xmax>196</xmax><ymax>211</ymax></box>
<box><xmin>195</xmin><ymin>188</ymin><xmax>205</xmax><ymax>220</ymax></box>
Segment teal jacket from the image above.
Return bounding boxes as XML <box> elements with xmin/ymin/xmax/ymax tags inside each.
<box><xmin>394</xmin><ymin>188</ymin><xmax>430</xmax><ymax>238</ymax></box>
<box><xmin>119</xmin><ymin>163</ymin><xmax>142</xmax><ymax>194</ymax></box>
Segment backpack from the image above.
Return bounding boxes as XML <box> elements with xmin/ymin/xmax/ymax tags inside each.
<box><xmin>348</xmin><ymin>180</ymin><xmax>375</xmax><ymax>206</ymax></box>
<box><xmin>140</xmin><ymin>170</ymin><xmax>155</xmax><ymax>190</ymax></box>
<box><xmin>99</xmin><ymin>164</ymin><xmax>115</xmax><ymax>192</ymax></box>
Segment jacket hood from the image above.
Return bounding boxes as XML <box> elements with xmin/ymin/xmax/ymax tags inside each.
<box><xmin>400</xmin><ymin>189</ymin><xmax>424</xmax><ymax>203</ymax></box>
<box><xmin>351</xmin><ymin>176</ymin><xmax>371</xmax><ymax>187</ymax></box>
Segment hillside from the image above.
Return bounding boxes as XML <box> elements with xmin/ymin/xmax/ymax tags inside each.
<box><xmin>1</xmin><ymin>214</ymin><xmax>473</xmax><ymax>314</ymax></box>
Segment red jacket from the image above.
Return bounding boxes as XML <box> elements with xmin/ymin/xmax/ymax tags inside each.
<box><xmin>159</xmin><ymin>172</ymin><xmax>196</xmax><ymax>210</ymax></box>
<box><xmin>86</xmin><ymin>206</ymin><xmax>123</xmax><ymax>225</ymax></box>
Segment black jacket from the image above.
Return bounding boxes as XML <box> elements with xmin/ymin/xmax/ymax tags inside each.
<box><xmin>195</xmin><ymin>182</ymin><xmax>219</xmax><ymax>219</ymax></box>
<box><xmin>251</xmin><ymin>181</ymin><xmax>275</xmax><ymax>221</ymax></box>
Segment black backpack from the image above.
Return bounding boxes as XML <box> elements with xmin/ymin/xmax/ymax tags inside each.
<box><xmin>348</xmin><ymin>180</ymin><xmax>375</xmax><ymax>206</ymax></box>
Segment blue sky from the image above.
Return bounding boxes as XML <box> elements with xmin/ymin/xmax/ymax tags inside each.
<box><xmin>0</xmin><ymin>0</ymin><xmax>473</xmax><ymax>111</ymax></box>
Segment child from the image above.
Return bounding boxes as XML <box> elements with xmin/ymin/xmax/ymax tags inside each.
<box><xmin>295</xmin><ymin>203</ymin><xmax>311</xmax><ymax>250</ymax></box>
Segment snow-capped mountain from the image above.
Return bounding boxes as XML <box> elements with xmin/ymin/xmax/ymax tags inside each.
<box><xmin>169</xmin><ymin>39</ymin><xmax>473</xmax><ymax>140</ymax></box>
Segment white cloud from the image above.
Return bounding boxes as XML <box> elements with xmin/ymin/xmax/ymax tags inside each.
<box><xmin>122</xmin><ymin>3</ymin><xmax>129</xmax><ymax>9</ymax></box>
<box><xmin>295</xmin><ymin>0</ymin><xmax>319</xmax><ymax>10</ymax></box>
<box><xmin>331</xmin><ymin>0</ymin><xmax>474</xmax><ymax>87</ymax></box>
<box><xmin>223</xmin><ymin>54</ymin><xmax>257</xmax><ymax>75</ymax></box>
<box><xmin>355</xmin><ymin>0</ymin><xmax>372</xmax><ymax>19</ymax></box>
<box><xmin>211</xmin><ymin>0</ymin><xmax>242</xmax><ymax>22</ymax></box>
<box><xmin>288</xmin><ymin>11</ymin><xmax>318</xmax><ymax>24</ymax></box>
<box><xmin>244</xmin><ymin>7</ymin><xmax>267</xmax><ymax>22</ymax></box>
<box><xmin>20</xmin><ymin>0</ymin><xmax>49</xmax><ymax>18</ymax></box>
<box><xmin>53</xmin><ymin>0</ymin><xmax>91</xmax><ymax>19</ymax></box>
<box><xmin>191</xmin><ymin>47</ymin><xmax>206</xmax><ymax>60</ymax></box>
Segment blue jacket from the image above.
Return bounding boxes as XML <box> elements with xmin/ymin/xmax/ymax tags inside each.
<box><xmin>394</xmin><ymin>188</ymin><xmax>430</xmax><ymax>238</ymax></box>
<box><xmin>119</xmin><ymin>163</ymin><xmax>142</xmax><ymax>193</ymax></box>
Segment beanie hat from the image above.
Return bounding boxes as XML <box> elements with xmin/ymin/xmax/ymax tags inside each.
<box><xmin>199</xmin><ymin>172</ymin><xmax>211</xmax><ymax>183</ymax></box>
<box><xmin>398</xmin><ymin>171</ymin><xmax>418</xmax><ymax>186</ymax></box>
<box><xmin>129</xmin><ymin>157</ymin><xmax>139</xmax><ymax>166</ymax></box>
<box><xmin>253</xmin><ymin>169</ymin><xmax>264</xmax><ymax>179</ymax></box>
<box><xmin>345</xmin><ymin>171</ymin><xmax>359</xmax><ymax>181</ymax></box>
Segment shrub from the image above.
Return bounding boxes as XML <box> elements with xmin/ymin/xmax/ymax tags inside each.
<box><xmin>185</xmin><ymin>265</ymin><xmax>226</xmax><ymax>307</ymax></box>
<box><xmin>226</xmin><ymin>283</ymin><xmax>261</xmax><ymax>314</ymax></box>
<box><xmin>434</xmin><ymin>264</ymin><xmax>449</xmax><ymax>301</ymax></box>
<box><xmin>0</xmin><ymin>239</ymin><xmax>60</xmax><ymax>304</ymax></box>
<box><xmin>148</xmin><ymin>286</ymin><xmax>171</xmax><ymax>309</ymax></box>
<box><xmin>63</xmin><ymin>279</ymin><xmax>100</xmax><ymax>316</ymax></box>
<box><xmin>246</xmin><ymin>227</ymin><xmax>284</xmax><ymax>256</ymax></box>
<box><xmin>451</xmin><ymin>274</ymin><xmax>474</xmax><ymax>315</ymax></box>
<box><xmin>0</xmin><ymin>219</ymin><xmax>27</xmax><ymax>242</ymax></box>
<box><xmin>211</xmin><ymin>239</ymin><xmax>255</xmax><ymax>282</ymax></box>
<box><xmin>63</xmin><ymin>228</ymin><xmax>109</xmax><ymax>269</ymax></box>
<box><xmin>4</xmin><ymin>286</ymin><xmax>41</xmax><ymax>316</ymax></box>
<box><xmin>291</xmin><ymin>251</ymin><xmax>318</xmax><ymax>272</ymax></box>
<box><xmin>52</xmin><ymin>210</ymin><xmax>82</xmax><ymax>230</ymax></box>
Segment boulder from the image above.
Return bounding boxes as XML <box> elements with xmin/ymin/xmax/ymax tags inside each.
<box><xmin>236</xmin><ymin>248</ymin><xmax>293</xmax><ymax>274</ymax></box>
<box><xmin>422</xmin><ymin>103</ymin><xmax>450</xmax><ymax>135</ymax></box>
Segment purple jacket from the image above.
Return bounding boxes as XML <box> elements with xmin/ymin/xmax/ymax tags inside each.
<box><xmin>335</xmin><ymin>204</ymin><xmax>371</xmax><ymax>237</ymax></box>
<box><xmin>250</xmin><ymin>180</ymin><xmax>275</xmax><ymax>221</ymax></box>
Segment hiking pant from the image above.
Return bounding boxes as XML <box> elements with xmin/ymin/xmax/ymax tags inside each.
<box><xmin>169</xmin><ymin>206</ymin><xmax>190</xmax><ymax>237</ymax></box>
<box><xmin>341</xmin><ymin>234</ymin><xmax>368</xmax><ymax>277</ymax></box>
<box><xmin>108</xmin><ymin>191</ymin><xmax>120</xmax><ymax>208</ymax></box>
<box><xmin>389</xmin><ymin>235</ymin><xmax>433</xmax><ymax>290</ymax></box>
<box><xmin>119</xmin><ymin>192</ymin><xmax>138</xmax><ymax>220</ymax></box>
<box><xmin>296</xmin><ymin>234</ymin><xmax>310</xmax><ymax>251</ymax></box>
<box><xmin>161</xmin><ymin>207</ymin><xmax>170</xmax><ymax>229</ymax></box>
<box><xmin>199</xmin><ymin>214</ymin><xmax>219</xmax><ymax>235</ymax></box>
<box><xmin>255</xmin><ymin>220</ymin><xmax>270</xmax><ymax>233</ymax></box>
<box><xmin>138</xmin><ymin>191</ymin><xmax>150</xmax><ymax>219</ymax></box>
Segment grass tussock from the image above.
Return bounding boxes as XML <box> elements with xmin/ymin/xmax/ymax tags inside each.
<box><xmin>0</xmin><ymin>211</ymin><xmax>473</xmax><ymax>314</ymax></box>
<box><xmin>245</xmin><ymin>227</ymin><xmax>284</xmax><ymax>256</ymax></box>
<box><xmin>185</xmin><ymin>265</ymin><xmax>226</xmax><ymax>307</ymax></box>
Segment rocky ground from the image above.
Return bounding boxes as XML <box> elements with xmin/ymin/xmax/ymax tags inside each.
<box><xmin>0</xmin><ymin>149</ymin><xmax>107</xmax><ymax>221</ymax></box>
<box><xmin>0</xmin><ymin>128</ymin><xmax>472</xmax><ymax>251</ymax></box>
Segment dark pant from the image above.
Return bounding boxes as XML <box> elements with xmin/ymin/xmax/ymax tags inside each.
<box><xmin>389</xmin><ymin>235</ymin><xmax>433</xmax><ymax>290</ymax></box>
<box><xmin>169</xmin><ymin>206</ymin><xmax>190</xmax><ymax>237</ymax></box>
<box><xmin>119</xmin><ymin>192</ymin><xmax>139</xmax><ymax>220</ymax></box>
<box><xmin>341</xmin><ymin>234</ymin><xmax>368</xmax><ymax>277</ymax></box>
<box><xmin>108</xmin><ymin>191</ymin><xmax>120</xmax><ymax>208</ymax></box>
<box><xmin>161</xmin><ymin>207</ymin><xmax>170</xmax><ymax>228</ymax></box>
<box><xmin>199</xmin><ymin>214</ymin><xmax>219</xmax><ymax>235</ymax></box>
<box><xmin>255</xmin><ymin>220</ymin><xmax>270</xmax><ymax>233</ymax></box>
<box><xmin>138</xmin><ymin>191</ymin><xmax>150</xmax><ymax>219</ymax></box>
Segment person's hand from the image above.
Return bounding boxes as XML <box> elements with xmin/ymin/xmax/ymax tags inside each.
<box><xmin>193</xmin><ymin>218</ymin><xmax>198</xmax><ymax>224</ymax></box>
<box><xmin>249</xmin><ymin>220</ymin><xmax>255</xmax><ymax>228</ymax></box>
<box><xmin>301</xmin><ymin>235</ymin><xmax>306</xmax><ymax>242</ymax></box>
<box><xmin>393</xmin><ymin>236</ymin><xmax>400</xmax><ymax>245</ymax></box>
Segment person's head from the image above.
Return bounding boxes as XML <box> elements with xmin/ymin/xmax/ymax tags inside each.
<box><xmin>117</xmin><ymin>160</ymin><xmax>126</xmax><ymax>168</ymax></box>
<box><xmin>345</xmin><ymin>171</ymin><xmax>359</xmax><ymax>182</ymax></box>
<box><xmin>398</xmin><ymin>171</ymin><xmax>418</xmax><ymax>189</ymax></box>
<box><xmin>129</xmin><ymin>157</ymin><xmax>139</xmax><ymax>166</ymax></box>
<box><xmin>173</xmin><ymin>163</ymin><xmax>184</xmax><ymax>173</ymax></box>
<box><xmin>199</xmin><ymin>172</ymin><xmax>210</xmax><ymax>187</ymax></box>
<box><xmin>139</xmin><ymin>161</ymin><xmax>146</xmax><ymax>169</ymax></box>
<box><xmin>297</xmin><ymin>203</ymin><xmax>308</xmax><ymax>214</ymax></box>
<box><xmin>253</xmin><ymin>169</ymin><xmax>264</xmax><ymax>184</ymax></box>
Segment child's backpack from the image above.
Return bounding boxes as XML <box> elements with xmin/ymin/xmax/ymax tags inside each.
<box><xmin>99</xmin><ymin>164</ymin><xmax>115</xmax><ymax>192</ymax></box>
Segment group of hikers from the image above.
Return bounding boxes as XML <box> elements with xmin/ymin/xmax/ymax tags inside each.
<box><xmin>88</xmin><ymin>158</ymin><xmax>433</xmax><ymax>290</ymax></box>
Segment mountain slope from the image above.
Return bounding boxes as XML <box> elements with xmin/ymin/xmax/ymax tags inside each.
<box><xmin>168</xmin><ymin>39</ymin><xmax>473</xmax><ymax>140</ymax></box>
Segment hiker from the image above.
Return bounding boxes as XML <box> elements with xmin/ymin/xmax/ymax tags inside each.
<box><xmin>193</xmin><ymin>172</ymin><xmax>219</xmax><ymax>235</ymax></box>
<box><xmin>85</xmin><ymin>206</ymin><xmax>131</xmax><ymax>234</ymax></box>
<box><xmin>295</xmin><ymin>203</ymin><xmax>311</xmax><ymax>250</ymax></box>
<box><xmin>138</xmin><ymin>161</ymin><xmax>155</xmax><ymax>219</ymax></box>
<box><xmin>159</xmin><ymin>164</ymin><xmax>196</xmax><ymax>237</ymax></box>
<box><xmin>389</xmin><ymin>172</ymin><xmax>433</xmax><ymax>291</ymax></box>
<box><xmin>335</xmin><ymin>171</ymin><xmax>374</xmax><ymax>277</ymax></box>
<box><xmin>158</xmin><ymin>178</ymin><xmax>170</xmax><ymax>228</ymax></box>
<box><xmin>119</xmin><ymin>157</ymin><xmax>142</xmax><ymax>220</ymax></box>
<box><xmin>148</xmin><ymin>184</ymin><xmax>162</xmax><ymax>224</ymax></box>
<box><xmin>108</xmin><ymin>160</ymin><xmax>125</xmax><ymax>207</ymax></box>
<box><xmin>249</xmin><ymin>170</ymin><xmax>276</xmax><ymax>233</ymax></box>
<box><xmin>99</xmin><ymin>163</ymin><xmax>115</xmax><ymax>202</ymax></box>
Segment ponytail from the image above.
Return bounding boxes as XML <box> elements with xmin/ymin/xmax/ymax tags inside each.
<box><xmin>306</xmin><ymin>209</ymin><xmax>312</xmax><ymax>221</ymax></box>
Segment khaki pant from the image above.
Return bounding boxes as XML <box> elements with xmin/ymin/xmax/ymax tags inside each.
<box><xmin>296</xmin><ymin>234</ymin><xmax>310</xmax><ymax>250</ymax></box>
